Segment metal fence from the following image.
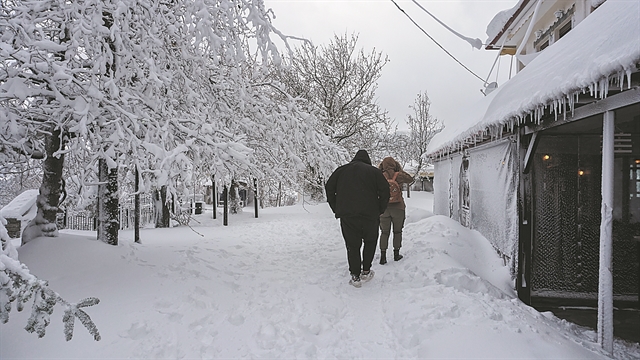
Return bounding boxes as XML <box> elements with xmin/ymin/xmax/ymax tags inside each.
<box><xmin>58</xmin><ymin>194</ymin><xmax>155</xmax><ymax>231</ymax></box>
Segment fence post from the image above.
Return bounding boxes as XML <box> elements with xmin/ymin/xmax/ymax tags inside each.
<box><xmin>223</xmin><ymin>185</ymin><xmax>228</xmax><ymax>226</ymax></box>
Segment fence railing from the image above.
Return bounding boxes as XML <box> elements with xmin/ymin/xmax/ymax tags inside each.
<box><xmin>62</xmin><ymin>212</ymin><xmax>96</xmax><ymax>231</ymax></box>
<box><xmin>118</xmin><ymin>205</ymin><xmax>155</xmax><ymax>230</ymax></box>
<box><xmin>58</xmin><ymin>194</ymin><xmax>155</xmax><ymax>231</ymax></box>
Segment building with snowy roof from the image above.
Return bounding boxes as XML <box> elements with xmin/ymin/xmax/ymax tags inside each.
<box><xmin>426</xmin><ymin>0</ymin><xmax>639</xmax><ymax>347</ymax></box>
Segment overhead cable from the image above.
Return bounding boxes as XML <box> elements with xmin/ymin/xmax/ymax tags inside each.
<box><xmin>390</xmin><ymin>0</ymin><xmax>485</xmax><ymax>83</ymax></box>
<box><xmin>410</xmin><ymin>0</ymin><xmax>482</xmax><ymax>50</ymax></box>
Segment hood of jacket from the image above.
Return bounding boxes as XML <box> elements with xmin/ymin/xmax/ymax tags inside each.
<box><xmin>351</xmin><ymin>150</ymin><xmax>372</xmax><ymax>165</ymax></box>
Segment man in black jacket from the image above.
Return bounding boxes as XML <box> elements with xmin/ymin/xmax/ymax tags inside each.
<box><xmin>325</xmin><ymin>150</ymin><xmax>390</xmax><ymax>287</ymax></box>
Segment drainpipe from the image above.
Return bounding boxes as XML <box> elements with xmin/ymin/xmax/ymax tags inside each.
<box><xmin>598</xmin><ymin>110</ymin><xmax>614</xmax><ymax>354</ymax></box>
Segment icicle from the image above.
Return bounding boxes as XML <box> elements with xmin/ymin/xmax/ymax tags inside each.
<box><xmin>536</xmin><ymin>107</ymin><xmax>540</xmax><ymax>124</ymax></box>
<box><xmin>601</xmin><ymin>77</ymin><xmax>609</xmax><ymax>99</ymax></box>
<box><xmin>626</xmin><ymin>69</ymin><xmax>632</xmax><ymax>90</ymax></box>
<box><xmin>531</xmin><ymin>110</ymin><xmax>536</xmax><ymax>125</ymax></box>
<box><xmin>618</xmin><ymin>72</ymin><xmax>624</xmax><ymax>90</ymax></box>
<box><xmin>558</xmin><ymin>96</ymin><xmax>567</xmax><ymax>119</ymax></box>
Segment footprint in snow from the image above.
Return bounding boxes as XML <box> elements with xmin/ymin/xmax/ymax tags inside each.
<box><xmin>122</xmin><ymin>321</ymin><xmax>152</xmax><ymax>340</ymax></box>
<box><xmin>227</xmin><ymin>314</ymin><xmax>245</xmax><ymax>326</ymax></box>
<box><xmin>434</xmin><ymin>268</ymin><xmax>505</xmax><ymax>299</ymax></box>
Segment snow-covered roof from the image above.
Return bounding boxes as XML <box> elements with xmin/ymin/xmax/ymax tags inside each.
<box><xmin>485</xmin><ymin>0</ymin><xmax>526</xmax><ymax>45</ymax></box>
<box><xmin>0</xmin><ymin>189</ymin><xmax>38</xmax><ymax>220</ymax></box>
<box><xmin>428</xmin><ymin>0</ymin><xmax>640</xmax><ymax>157</ymax></box>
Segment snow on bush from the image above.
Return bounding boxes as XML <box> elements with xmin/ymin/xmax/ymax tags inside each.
<box><xmin>0</xmin><ymin>218</ymin><xmax>101</xmax><ymax>341</ymax></box>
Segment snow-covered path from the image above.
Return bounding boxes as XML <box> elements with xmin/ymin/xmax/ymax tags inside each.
<box><xmin>2</xmin><ymin>193</ymin><xmax>639</xmax><ymax>359</ymax></box>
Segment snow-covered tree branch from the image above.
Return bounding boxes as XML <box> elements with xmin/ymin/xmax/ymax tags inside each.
<box><xmin>2</xmin><ymin>0</ymin><xmax>345</xmax><ymax>239</ymax></box>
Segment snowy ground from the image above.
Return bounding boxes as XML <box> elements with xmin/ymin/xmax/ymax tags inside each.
<box><xmin>2</xmin><ymin>192</ymin><xmax>640</xmax><ymax>359</ymax></box>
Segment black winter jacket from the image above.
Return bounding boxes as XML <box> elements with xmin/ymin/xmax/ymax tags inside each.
<box><xmin>325</xmin><ymin>150</ymin><xmax>390</xmax><ymax>219</ymax></box>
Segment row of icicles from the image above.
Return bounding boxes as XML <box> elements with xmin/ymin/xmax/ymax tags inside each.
<box><xmin>432</xmin><ymin>68</ymin><xmax>635</xmax><ymax>161</ymax></box>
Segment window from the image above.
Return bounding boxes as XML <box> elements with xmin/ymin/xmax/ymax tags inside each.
<box><xmin>533</xmin><ymin>5</ymin><xmax>575</xmax><ymax>52</ymax></box>
<box><xmin>538</xmin><ymin>40</ymin><xmax>549</xmax><ymax>51</ymax></box>
<box><xmin>557</xmin><ymin>21</ymin><xmax>572</xmax><ymax>39</ymax></box>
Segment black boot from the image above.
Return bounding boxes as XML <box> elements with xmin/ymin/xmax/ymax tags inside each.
<box><xmin>379</xmin><ymin>250</ymin><xmax>387</xmax><ymax>265</ymax></box>
<box><xmin>394</xmin><ymin>249</ymin><xmax>403</xmax><ymax>261</ymax></box>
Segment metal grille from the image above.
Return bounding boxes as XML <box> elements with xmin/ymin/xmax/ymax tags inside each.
<box><xmin>532</xmin><ymin>151</ymin><xmax>583</xmax><ymax>293</ymax></box>
<box><xmin>613</xmin><ymin>219</ymin><xmax>640</xmax><ymax>294</ymax></box>
<box><xmin>532</xmin><ymin>136</ymin><xmax>639</xmax><ymax>298</ymax></box>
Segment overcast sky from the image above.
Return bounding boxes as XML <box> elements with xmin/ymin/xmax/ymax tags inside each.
<box><xmin>264</xmin><ymin>0</ymin><xmax>518</xmax><ymax>131</ymax></box>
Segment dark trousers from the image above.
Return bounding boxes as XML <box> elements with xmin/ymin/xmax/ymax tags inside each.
<box><xmin>340</xmin><ymin>216</ymin><xmax>379</xmax><ymax>276</ymax></box>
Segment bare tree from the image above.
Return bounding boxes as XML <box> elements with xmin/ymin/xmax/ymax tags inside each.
<box><xmin>278</xmin><ymin>32</ymin><xmax>393</xmax><ymax>155</ymax></box>
<box><xmin>384</xmin><ymin>131</ymin><xmax>413</xmax><ymax>168</ymax></box>
<box><xmin>406</xmin><ymin>91</ymin><xmax>443</xmax><ymax>177</ymax></box>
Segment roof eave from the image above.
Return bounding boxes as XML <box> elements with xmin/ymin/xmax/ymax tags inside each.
<box><xmin>486</xmin><ymin>0</ymin><xmax>532</xmax><ymax>50</ymax></box>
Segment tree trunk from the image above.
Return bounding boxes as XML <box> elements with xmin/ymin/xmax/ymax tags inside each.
<box><xmin>97</xmin><ymin>159</ymin><xmax>119</xmax><ymax>245</ymax></box>
<box><xmin>212</xmin><ymin>175</ymin><xmax>216</xmax><ymax>219</ymax></box>
<box><xmin>277</xmin><ymin>182</ymin><xmax>282</xmax><ymax>207</ymax></box>
<box><xmin>134</xmin><ymin>167</ymin><xmax>140</xmax><ymax>243</ymax></box>
<box><xmin>22</xmin><ymin>128</ymin><xmax>65</xmax><ymax>244</ymax></box>
<box><xmin>223</xmin><ymin>185</ymin><xmax>228</xmax><ymax>226</ymax></box>
<box><xmin>229</xmin><ymin>180</ymin><xmax>241</xmax><ymax>214</ymax></box>
<box><xmin>154</xmin><ymin>186</ymin><xmax>170</xmax><ymax>228</ymax></box>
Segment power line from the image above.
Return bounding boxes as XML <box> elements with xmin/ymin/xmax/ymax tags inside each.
<box><xmin>410</xmin><ymin>0</ymin><xmax>482</xmax><ymax>50</ymax></box>
<box><xmin>390</xmin><ymin>0</ymin><xmax>485</xmax><ymax>83</ymax></box>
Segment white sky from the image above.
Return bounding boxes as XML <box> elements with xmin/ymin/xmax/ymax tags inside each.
<box><xmin>264</xmin><ymin>0</ymin><xmax>518</xmax><ymax>131</ymax></box>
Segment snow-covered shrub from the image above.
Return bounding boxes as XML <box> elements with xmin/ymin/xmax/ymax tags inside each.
<box><xmin>0</xmin><ymin>219</ymin><xmax>101</xmax><ymax>341</ymax></box>
<box><xmin>170</xmin><ymin>206</ymin><xmax>192</xmax><ymax>227</ymax></box>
